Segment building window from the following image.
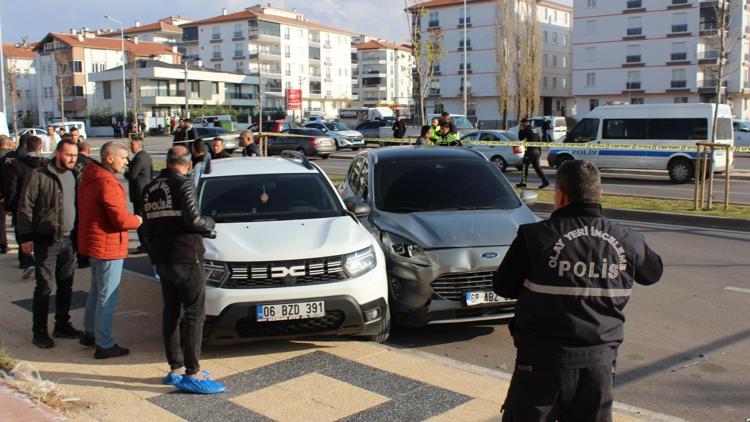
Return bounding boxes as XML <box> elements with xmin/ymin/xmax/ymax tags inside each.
<box><xmin>285</xmin><ymin>63</ymin><xmax>291</xmax><ymax>76</ymax></box>
<box><xmin>562</xmin><ymin>34</ymin><xmax>568</xmax><ymax>47</ymax></box>
<box><xmin>631</xmin><ymin>98</ymin><xmax>645</xmax><ymax>104</ymax></box>
<box><xmin>234</xmin><ymin>43</ymin><xmax>244</xmax><ymax>57</ymax></box>
<box><xmin>236</xmin><ymin>61</ymin><xmax>244</xmax><ymax>72</ymax></box>
<box><xmin>585</xmin><ymin>47</ymin><xmax>596</xmax><ymax>61</ymax></box>
<box><xmin>586</xmin><ymin>72</ymin><xmax>596</xmax><ymax>86</ymax></box>
<box><xmin>562</xmin><ymin>78</ymin><xmax>568</xmax><ymax>89</ymax></box>
<box><xmin>459</xmin><ymin>7</ymin><xmax>470</xmax><ymax>25</ymax></box>
<box><xmin>212</xmin><ymin>26</ymin><xmax>221</xmax><ymax>40</ymax></box>
<box><xmin>586</xmin><ymin>20</ymin><xmax>597</xmax><ymax>36</ymax></box>
<box><xmin>284</xmin><ymin>27</ymin><xmax>290</xmax><ymax>40</ymax></box>
<box><xmin>233</xmin><ymin>23</ymin><xmax>243</xmax><ymax>38</ymax></box>
<box><xmin>626</xmin><ymin>71</ymin><xmax>641</xmax><ymax>89</ymax></box>
<box><xmin>587</xmin><ymin>0</ymin><xmax>596</xmax><ymax>7</ymax></box>
<box><xmin>562</xmin><ymin>56</ymin><xmax>568</xmax><ymax>68</ymax></box>
<box><xmin>214</xmin><ymin>63</ymin><xmax>221</xmax><ymax>70</ymax></box>
<box><xmin>285</xmin><ymin>45</ymin><xmax>291</xmax><ymax>58</ymax></box>
<box><xmin>590</xmin><ymin>99</ymin><xmax>599</xmax><ymax>110</ymax></box>
<box><xmin>552</xmin><ymin>32</ymin><xmax>558</xmax><ymax>45</ymax></box>
<box><xmin>72</xmin><ymin>86</ymin><xmax>84</xmax><ymax>97</ymax></box>
<box><xmin>543</xmin><ymin>76</ymin><xmax>549</xmax><ymax>89</ymax></box>
<box><xmin>428</xmin><ymin>11</ymin><xmax>439</xmax><ymax>28</ymax></box>
<box><xmin>459</xmin><ymin>32</ymin><xmax>471</xmax><ymax>49</ymax></box>
<box><xmin>552</xmin><ymin>55</ymin><xmax>558</xmax><ymax>67</ymax></box>
<box><xmin>671</xmin><ymin>68</ymin><xmax>687</xmax><ymax>88</ymax></box>
<box><xmin>626</xmin><ymin>45</ymin><xmax>641</xmax><ymax>63</ymax></box>
<box><xmin>70</xmin><ymin>61</ymin><xmax>83</xmax><ymax>73</ymax></box>
<box><xmin>552</xmin><ymin>77</ymin><xmax>557</xmax><ymax>89</ymax></box>
<box><xmin>627</xmin><ymin>0</ymin><xmax>642</xmax><ymax>9</ymax></box>
<box><xmin>674</xmin><ymin>97</ymin><xmax>688</xmax><ymax>103</ymax></box>
<box><xmin>103</xmin><ymin>81</ymin><xmax>111</xmax><ymax>99</ymax></box>
<box><xmin>671</xmin><ymin>42</ymin><xmax>688</xmax><ymax>61</ymax></box>
<box><xmin>92</xmin><ymin>62</ymin><xmax>105</xmax><ymax>73</ymax></box>
<box><xmin>672</xmin><ymin>13</ymin><xmax>688</xmax><ymax>33</ymax></box>
<box><xmin>627</xmin><ymin>16</ymin><xmax>642</xmax><ymax>36</ymax></box>
<box><xmin>544</xmin><ymin>31</ymin><xmax>549</xmax><ymax>43</ymax></box>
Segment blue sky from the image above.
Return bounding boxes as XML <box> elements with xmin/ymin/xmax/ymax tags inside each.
<box><xmin>1</xmin><ymin>0</ymin><xmax>571</xmax><ymax>46</ymax></box>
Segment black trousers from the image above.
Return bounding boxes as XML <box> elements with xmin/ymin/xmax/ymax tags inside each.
<box><xmin>501</xmin><ymin>361</ymin><xmax>615</xmax><ymax>422</ymax></box>
<box><xmin>32</xmin><ymin>237</ymin><xmax>76</xmax><ymax>333</ymax></box>
<box><xmin>520</xmin><ymin>150</ymin><xmax>549</xmax><ymax>185</ymax></box>
<box><xmin>156</xmin><ymin>263</ymin><xmax>206</xmax><ymax>376</ymax></box>
<box><xmin>0</xmin><ymin>209</ymin><xmax>7</xmax><ymax>249</ymax></box>
<box><xmin>12</xmin><ymin>213</ymin><xmax>34</xmax><ymax>269</ymax></box>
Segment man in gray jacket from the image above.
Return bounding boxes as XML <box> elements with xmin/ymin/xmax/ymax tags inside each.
<box><xmin>17</xmin><ymin>138</ymin><xmax>83</xmax><ymax>348</ymax></box>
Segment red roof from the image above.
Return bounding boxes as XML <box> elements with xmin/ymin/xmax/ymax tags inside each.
<box><xmin>34</xmin><ymin>33</ymin><xmax>178</xmax><ymax>57</ymax></box>
<box><xmin>2</xmin><ymin>43</ymin><xmax>35</xmax><ymax>59</ymax></box>
<box><xmin>409</xmin><ymin>0</ymin><xmax>571</xmax><ymax>11</ymax></box>
<box><xmin>356</xmin><ymin>40</ymin><xmax>411</xmax><ymax>53</ymax></box>
<box><xmin>100</xmin><ymin>21</ymin><xmax>182</xmax><ymax>37</ymax></box>
<box><xmin>186</xmin><ymin>9</ymin><xmax>356</xmax><ymax>36</ymax></box>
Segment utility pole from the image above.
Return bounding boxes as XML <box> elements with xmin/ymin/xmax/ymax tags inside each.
<box><xmin>0</xmin><ymin>1</ymin><xmax>6</xmax><ymax>115</ymax></box>
<box><xmin>184</xmin><ymin>60</ymin><xmax>190</xmax><ymax>118</ymax></box>
<box><xmin>462</xmin><ymin>0</ymin><xmax>468</xmax><ymax>117</ymax></box>
<box><xmin>104</xmin><ymin>16</ymin><xmax>126</xmax><ymax>122</ymax></box>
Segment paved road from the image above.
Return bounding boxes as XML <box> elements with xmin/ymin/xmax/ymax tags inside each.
<box><xmin>389</xmin><ymin>220</ymin><xmax>750</xmax><ymax>421</ymax></box>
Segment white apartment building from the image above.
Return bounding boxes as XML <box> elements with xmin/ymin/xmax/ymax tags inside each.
<box><xmin>32</xmin><ymin>31</ymin><xmax>180</xmax><ymax>124</ymax></box>
<box><xmin>89</xmin><ymin>60</ymin><xmax>259</xmax><ymax>118</ymax></box>
<box><xmin>354</xmin><ymin>39</ymin><xmax>415</xmax><ymax>109</ymax></box>
<box><xmin>181</xmin><ymin>4</ymin><xmax>355</xmax><ymax>119</ymax></box>
<box><xmin>2</xmin><ymin>42</ymin><xmax>37</xmax><ymax>127</ymax></box>
<box><xmin>414</xmin><ymin>0</ymin><xmax>573</xmax><ymax>124</ymax></box>
<box><xmin>573</xmin><ymin>0</ymin><xmax>750</xmax><ymax>120</ymax></box>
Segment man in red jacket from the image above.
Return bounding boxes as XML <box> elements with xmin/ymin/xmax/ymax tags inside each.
<box><xmin>77</xmin><ymin>142</ymin><xmax>142</xmax><ymax>359</ymax></box>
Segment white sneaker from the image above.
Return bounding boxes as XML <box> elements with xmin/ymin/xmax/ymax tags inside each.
<box><xmin>21</xmin><ymin>267</ymin><xmax>35</xmax><ymax>280</ymax></box>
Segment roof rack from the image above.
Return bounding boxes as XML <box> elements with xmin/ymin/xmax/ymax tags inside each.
<box><xmin>280</xmin><ymin>150</ymin><xmax>314</xmax><ymax>170</ymax></box>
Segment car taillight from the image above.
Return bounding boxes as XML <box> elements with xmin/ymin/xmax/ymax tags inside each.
<box><xmin>310</xmin><ymin>138</ymin><xmax>319</xmax><ymax>146</ymax></box>
<box><xmin>513</xmin><ymin>146</ymin><xmax>523</xmax><ymax>154</ymax></box>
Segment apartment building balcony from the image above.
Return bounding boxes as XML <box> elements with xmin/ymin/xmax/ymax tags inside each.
<box><xmin>427</xmin><ymin>88</ymin><xmax>441</xmax><ymax>97</ymax></box>
<box><xmin>699</xmin><ymin>21</ymin><xmax>718</xmax><ymax>37</ymax></box>
<box><xmin>233</xmin><ymin>52</ymin><xmax>246</xmax><ymax>60</ymax></box>
<box><xmin>258</xmin><ymin>50</ymin><xmax>281</xmax><ymax>61</ymax></box>
<box><xmin>623</xmin><ymin>55</ymin><xmax>644</xmax><ymax>67</ymax></box>
<box><xmin>622</xmin><ymin>82</ymin><xmax>644</xmax><ymax>93</ymax></box>
<box><xmin>698</xmin><ymin>50</ymin><xmax>720</xmax><ymax>65</ymax></box>
<box><xmin>232</xmin><ymin>32</ymin><xmax>245</xmax><ymax>41</ymax></box>
<box><xmin>698</xmin><ymin>78</ymin><xmax>725</xmax><ymax>93</ymax></box>
<box><xmin>699</xmin><ymin>0</ymin><xmax>719</xmax><ymax>8</ymax></box>
<box><xmin>211</xmin><ymin>54</ymin><xmax>223</xmax><ymax>62</ymax></box>
<box><xmin>667</xmin><ymin>0</ymin><xmax>692</xmax><ymax>10</ymax></box>
<box><xmin>623</xmin><ymin>27</ymin><xmax>645</xmax><ymax>40</ymax></box>
<box><xmin>226</xmin><ymin>92</ymin><xmax>256</xmax><ymax>100</ymax></box>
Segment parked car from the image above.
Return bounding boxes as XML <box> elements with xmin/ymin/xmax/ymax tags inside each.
<box><xmin>266</xmin><ymin>128</ymin><xmax>336</xmax><ymax>158</ymax></box>
<box><xmin>338</xmin><ymin>147</ymin><xmax>538</xmax><ymax>326</ymax></box>
<box><xmin>8</xmin><ymin>127</ymin><xmax>47</xmax><ymax>139</ymax></box>
<box><xmin>195</xmin><ymin>127</ymin><xmax>239</xmax><ymax>153</ymax></box>
<box><xmin>356</xmin><ymin>120</ymin><xmax>389</xmax><ymax>142</ymax></box>
<box><xmin>303</xmin><ymin>121</ymin><xmax>365</xmax><ymax>151</ymax></box>
<box><xmin>508</xmin><ymin>116</ymin><xmax>568</xmax><ymax>142</ymax></box>
<box><xmin>194</xmin><ymin>115</ymin><xmax>239</xmax><ymax>131</ymax></box>
<box><xmin>197</xmin><ymin>151</ymin><xmax>390</xmax><ymax>344</ymax></box>
<box><xmin>733</xmin><ymin>120</ymin><xmax>750</xmax><ymax>147</ymax></box>
<box><xmin>50</xmin><ymin>121</ymin><xmax>88</xmax><ymax>140</ymax></box>
<box><xmin>460</xmin><ymin>130</ymin><xmax>525</xmax><ymax>171</ymax></box>
<box><xmin>249</xmin><ymin>120</ymin><xmax>296</xmax><ymax>134</ymax></box>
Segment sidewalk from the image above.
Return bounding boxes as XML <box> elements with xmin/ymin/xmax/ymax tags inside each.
<box><xmin>0</xmin><ymin>248</ymin><xmax>668</xmax><ymax>421</ymax></box>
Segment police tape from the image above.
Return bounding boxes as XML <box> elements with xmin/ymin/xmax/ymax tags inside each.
<box><xmin>172</xmin><ymin>132</ymin><xmax>750</xmax><ymax>153</ymax></box>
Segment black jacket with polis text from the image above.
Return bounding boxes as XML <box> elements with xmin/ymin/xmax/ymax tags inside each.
<box><xmin>493</xmin><ymin>204</ymin><xmax>663</xmax><ymax>368</ymax></box>
<box><xmin>141</xmin><ymin>168</ymin><xmax>214</xmax><ymax>264</ymax></box>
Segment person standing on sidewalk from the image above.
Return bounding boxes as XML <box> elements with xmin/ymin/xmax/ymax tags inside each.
<box><xmin>124</xmin><ymin>135</ymin><xmax>152</xmax><ymax>254</ymax></box>
<box><xmin>0</xmin><ymin>135</ymin><xmax>13</xmax><ymax>254</ymax></box>
<box><xmin>516</xmin><ymin>118</ymin><xmax>550</xmax><ymax>190</ymax></box>
<box><xmin>17</xmin><ymin>138</ymin><xmax>83</xmax><ymax>348</ymax></box>
<box><xmin>7</xmin><ymin>136</ymin><xmax>48</xmax><ymax>278</ymax></box>
<box><xmin>494</xmin><ymin>160</ymin><xmax>663</xmax><ymax>421</ymax></box>
<box><xmin>392</xmin><ymin>115</ymin><xmax>407</xmax><ymax>139</ymax></box>
<box><xmin>541</xmin><ymin>117</ymin><xmax>552</xmax><ymax>142</ymax></box>
<box><xmin>142</xmin><ymin>145</ymin><xmax>225</xmax><ymax>394</ymax></box>
<box><xmin>77</xmin><ymin>142</ymin><xmax>142</xmax><ymax>359</ymax></box>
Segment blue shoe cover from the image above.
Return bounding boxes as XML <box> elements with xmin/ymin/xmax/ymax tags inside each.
<box><xmin>162</xmin><ymin>374</ymin><xmax>183</xmax><ymax>385</ymax></box>
<box><xmin>175</xmin><ymin>371</ymin><xmax>226</xmax><ymax>394</ymax></box>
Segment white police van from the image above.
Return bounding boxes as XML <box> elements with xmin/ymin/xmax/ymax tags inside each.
<box><xmin>547</xmin><ymin>104</ymin><xmax>734</xmax><ymax>183</ymax></box>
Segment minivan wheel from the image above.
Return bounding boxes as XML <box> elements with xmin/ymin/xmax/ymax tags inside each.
<box><xmin>491</xmin><ymin>156</ymin><xmax>508</xmax><ymax>172</ymax></box>
<box><xmin>668</xmin><ymin>157</ymin><xmax>693</xmax><ymax>184</ymax></box>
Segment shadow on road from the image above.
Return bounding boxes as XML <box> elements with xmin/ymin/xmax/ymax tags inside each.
<box><xmin>388</xmin><ymin>320</ymin><xmax>508</xmax><ymax>348</ymax></box>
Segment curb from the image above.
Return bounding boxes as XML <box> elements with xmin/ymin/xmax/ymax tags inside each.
<box><xmin>530</xmin><ymin>202</ymin><xmax>750</xmax><ymax>232</ymax></box>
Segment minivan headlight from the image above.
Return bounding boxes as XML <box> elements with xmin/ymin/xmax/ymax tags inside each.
<box><xmin>204</xmin><ymin>260</ymin><xmax>230</xmax><ymax>287</ymax></box>
<box><xmin>343</xmin><ymin>246</ymin><xmax>377</xmax><ymax>278</ymax></box>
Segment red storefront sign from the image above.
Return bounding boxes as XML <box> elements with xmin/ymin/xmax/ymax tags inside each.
<box><xmin>286</xmin><ymin>89</ymin><xmax>302</xmax><ymax>111</ymax></box>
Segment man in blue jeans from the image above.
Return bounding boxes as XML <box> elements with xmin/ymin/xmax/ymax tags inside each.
<box><xmin>77</xmin><ymin>142</ymin><xmax>142</xmax><ymax>359</ymax></box>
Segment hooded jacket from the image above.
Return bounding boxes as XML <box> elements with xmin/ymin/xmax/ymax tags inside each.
<box><xmin>77</xmin><ymin>161</ymin><xmax>141</xmax><ymax>259</ymax></box>
<box><xmin>6</xmin><ymin>154</ymin><xmax>49</xmax><ymax>213</ymax></box>
<box><xmin>17</xmin><ymin>163</ymin><xmax>78</xmax><ymax>244</ymax></box>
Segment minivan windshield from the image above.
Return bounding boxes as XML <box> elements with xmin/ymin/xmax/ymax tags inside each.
<box><xmin>199</xmin><ymin>173</ymin><xmax>344</xmax><ymax>223</ymax></box>
<box><xmin>374</xmin><ymin>159</ymin><xmax>520</xmax><ymax>213</ymax></box>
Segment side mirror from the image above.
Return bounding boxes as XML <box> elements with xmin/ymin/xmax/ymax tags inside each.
<box><xmin>344</xmin><ymin>197</ymin><xmax>371</xmax><ymax>218</ymax></box>
<box><xmin>519</xmin><ymin>189</ymin><xmax>538</xmax><ymax>207</ymax></box>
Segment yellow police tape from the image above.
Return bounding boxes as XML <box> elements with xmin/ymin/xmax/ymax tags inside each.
<box><xmin>173</xmin><ymin>131</ymin><xmax>750</xmax><ymax>153</ymax></box>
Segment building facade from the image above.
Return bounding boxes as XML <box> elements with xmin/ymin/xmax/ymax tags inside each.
<box><xmin>414</xmin><ymin>0</ymin><xmax>573</xmax><ymax>125</ymax></box>
<box><xmin>99</xmin><ymin>17</ymin><xmax>193</xmax><ymax>45</ymax></box>
<box><xmin>2</xmin><ymin>42</ymin><xmax>37</xmax><ymax>127</ymax></box>
<box><xmin>572</xmin><ymin>0</ymin><xmax>750</xmax><ymax>120</ymax></box>
<box><xmin>89</xmin><ymin>59</ymin><xmax>259</xmax><ymax>118</ymax></box>
<box><xmin>181</xmin><ymin>4</ymin><xmax>355</xmax><ymax>119</ymax></box>
<box><xmin>353</xmin><ymin>39</ymin><xmax>415</xmax><ymax>110</ymax></box>
<box><xmin>32</xmin><ymin>31</ymin><xmax>180</xmax><ymax>124</ymax></box>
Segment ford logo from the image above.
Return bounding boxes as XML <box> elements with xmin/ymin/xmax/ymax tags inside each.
<box><xmin>482</xmin><ymin>252</ymin><xmax>499</xmax><ymax>259</ymax></box>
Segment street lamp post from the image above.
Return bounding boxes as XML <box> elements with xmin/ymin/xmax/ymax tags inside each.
<box><xmin>462</xmin><ymin>0</ymin><xmax>468</xmax><ymax>118</ymax></box>
<box><xmin>104</xmin><ymin>15</ymin><xmax>127</xmax><ymax>122</ymax></box>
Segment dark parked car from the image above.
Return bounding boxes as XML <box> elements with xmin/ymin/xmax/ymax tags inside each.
<box><xmin>249</xmin><ymin>120</ymin><xmax>296</xmax><ymax>133</ymax></box>
<box><xmin>196</xmin><ymin>127</ymin><xmax>239</xmax><ymax>153</ymax></box>
<box><xmin>355</xmin><ymin>120</ymin><xmax>389</xmax><ymax>143</ymax></box>
<box><xmin>266</xmin><ymin>128</ymin><xmax>336</xmax><ymax>158</ymax></box>
<box><xmin>338</xmin><ymin>147</ymin><xmax>538</xmax><ymax>326</ymax></box>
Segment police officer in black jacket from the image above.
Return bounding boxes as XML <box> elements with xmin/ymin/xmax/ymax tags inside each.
<box><xmin>516</xmin><ymin>118</ymin><xmax>549</xmax><ymax>190</ymax></box>
<box><xmin>141</xmin><ymin>145</ymin><xmax>217</xmax><ymax>386</ymax></box>
<box><xmin>494</xmin><ymin>160</ymin><xmax>663</xmax><ymax>422</ymax></box>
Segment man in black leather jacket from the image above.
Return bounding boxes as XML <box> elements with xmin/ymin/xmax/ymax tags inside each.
<box><xmin>141</xmin><ymin>145</ymin><xmax>220</xmax><ymax>392</ymax></box>
<box><xmin>494</xmin><ymin>160</ymin><xmax>663</xmax><ymax>421</ymax></box>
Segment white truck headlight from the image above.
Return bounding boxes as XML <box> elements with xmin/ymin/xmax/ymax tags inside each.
<box><xmin>343</xmin><ymin>246</ymin><xmax>377</xmax><ymax>278</ymax></box>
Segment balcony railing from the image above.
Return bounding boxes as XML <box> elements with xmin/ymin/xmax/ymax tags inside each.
<box><xmin>625</xmin><ymin>82</ymin><xmax>642</xmax><ymax>90</ymax></box>
<box><xmin>700</xmin><ymin>21</ymin><xmax>718</xmax><ymax>33</ymax></box>
<box><xmin>698</xmin><ymin>79</ymin><xmax>721</xmax><ymax>88</ymax></box>
<box><xmin>626</xmin><ymin>55</ymin><xmax>642</xmax><ymax>63</ymax></box>
<box><xmin>699</xmin><ymin>50</ymin><xmax>720</xmax><ymax>60</ymax></box>
<box><xmin>226</xmin><ymin>92</ymin><xmax>255</xmax><ymax>100</ymax></box>
<box><xmin>671</xmin><ymin>80</ymin><xmax>687</xmax><ymax>88</ymax></box>
<box><xmin>627</xmin><ymin>28</ymin><xmax>643</xmax><ymax>36</ymax></box>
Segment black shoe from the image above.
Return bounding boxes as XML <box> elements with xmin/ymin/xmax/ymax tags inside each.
<box><xmin>79</xmin><ymin>332</ymin><xmax>95</xmax><ymax>347</ymax></box>
<box><xmin>133</xmin><ymin>245</ymin><xmax>147</xmax><ymax>254</ymax></box>
<box><xmin>95</xmin><ymin>344</ymin><xmax>130</xmax><ymax>359</ymax></box>
<box><xmin>516</xmin><ymin>183</ymin><xmax>527</xmax><ymax>188</ymax></box>
<box><xmin>0</xmin><ymin>245</ymin><xmax>7</xmax><ymax>254</ymax></box>
<box><xmin>539</xmin><ymin>181</ymin><xmax>550</xmax><ymax>190</ymax></box>
<box><xmin>33</xmin><ymin>332</ymin><xmax>55</xmax><ymax>349</ymax></box>
<box><xmin>53</xmin><ymin>324</ymin><xmax>83</xmax><ymax>339</ymax></box>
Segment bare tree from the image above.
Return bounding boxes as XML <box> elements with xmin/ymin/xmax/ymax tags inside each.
<box><xmin>406</xmin><ymin>0</ymin><xmax>445</xmax><ymax>125</ymax></box>
<box><xmin>513</xmin><ymin>0</ymin><xmax>542</xmax><ymax>118</ymax></box>
<box><xmin>54</xmin><ymin>49</ymin><xmax>69</xmax><ymax>123</ymax></box>
<box><xmin>5</xmin><ymin>65</ymin><xmax>21</xmax><ymax>138</ymax></box>
<box><xmin>709</xmin><ymin>0</ymin><xmax>739</xmax><ymax>142</ymax></box>
<box><xmin>495</xmin><ymin>0</ymin><xmax>516</xmax><ymax>129</ymax></box>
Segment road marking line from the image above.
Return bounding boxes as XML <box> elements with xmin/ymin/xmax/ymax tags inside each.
<box><xmin>725</xmin><ymin>286</ymin><xmax>750</xmax><ymax>294</ymax></box>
